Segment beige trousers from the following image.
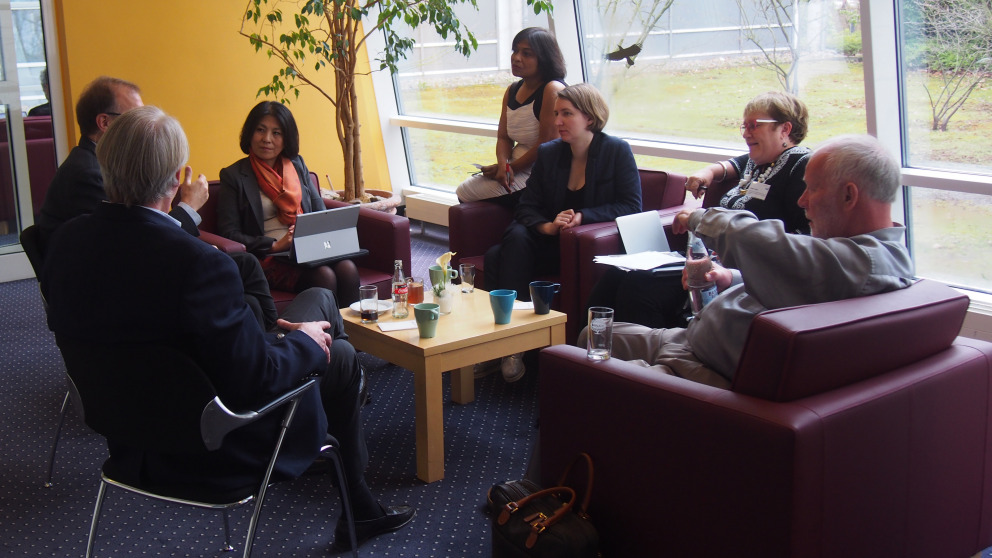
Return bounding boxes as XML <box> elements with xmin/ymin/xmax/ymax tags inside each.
<box><xmin>577</xmin><ymin>322</ymin><xmax>731</xmax><ymax>389</ymax></box>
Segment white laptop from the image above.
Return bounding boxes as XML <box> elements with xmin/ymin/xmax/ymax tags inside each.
<box><xmin>613</xmin><ymin>211</ymin><xmax>684</xmax><ymax>274</ymax></box>
<box><xmin>275</xmin><ymin>205</ymin><xmax>368</xmax><ymax>266</ymax></box>
<box><xmin>616</xmin><ymin>210</ymin><xmax>672</xmax><ymax>254</ymax></box>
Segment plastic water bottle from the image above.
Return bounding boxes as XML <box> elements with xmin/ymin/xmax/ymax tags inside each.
<box><xmin>391</xmin><ymin>260</ymin><xmax>409</xmax><ymax>319</ymax></box>
<box><xmin>686</xmin><ymin>231</ymin><xmax>718</xmax><ymax>317</ymax></box>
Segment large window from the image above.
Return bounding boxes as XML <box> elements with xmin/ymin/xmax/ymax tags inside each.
<box><xmin>898</xmin><ymin>0</ymin><xmax>992</xmax><ymax>292</ymax></box>
<box><xmin>376</xmin><ymin>0</ymin><xmax>992</xmax><ymax>295</ymax></box>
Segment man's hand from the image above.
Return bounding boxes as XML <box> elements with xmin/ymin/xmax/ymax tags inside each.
<box><xmin>276</xmin><ymin>318</ymin><xmax>332</xmax><ymax>363</ymax></box>
<box><xmin>179</xmin><ymin>166</ymin><xmax>209</xmax><ymax>211</ymax></box>
<box><xmin>672</xmin><ymin>209</ymin><xmax>694</xmax><ymax>235</ymax></box>
<box><xmin>681</xmin><ymin>261</ymin><xmax>734</xmax><ymax>292</ymax></box>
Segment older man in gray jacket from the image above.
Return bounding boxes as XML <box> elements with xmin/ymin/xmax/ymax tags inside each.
<box><xmin>584</xmin><ymin>134</ymin><xmax>915</xmax><ymax>388</ymax></box>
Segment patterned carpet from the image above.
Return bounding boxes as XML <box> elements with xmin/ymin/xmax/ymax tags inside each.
<box><xmin>0</xmin><ymin>221</ymin><xmax>540</xmax><ymax>556</ymax></box>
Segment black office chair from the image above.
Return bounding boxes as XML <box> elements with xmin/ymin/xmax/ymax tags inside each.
<box><xmin>56</xmin><ymin>337</ymin><xmax>359</xmax><ymax>557</ymax></box>
<box><xmin>19</xmin><ymin>224</ymin><xmax>70</xmax><ymax>488</ymax></box>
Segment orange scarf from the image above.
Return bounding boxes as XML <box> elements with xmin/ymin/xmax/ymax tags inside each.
<box><xmin>250</xmin><ymin>154</ymin><xmax>303</xmax><ymax>226</ymax></box>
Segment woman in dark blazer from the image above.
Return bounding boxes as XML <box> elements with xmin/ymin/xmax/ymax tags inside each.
<box><xmin>218</xmin><ymin>101</ymin><xmax>360</xmax><ymax>306</ymax></box>
<box><xmin>483</xmin><ymin>82</ymin><xmax>641</xmax><ymax>381</ymax></box>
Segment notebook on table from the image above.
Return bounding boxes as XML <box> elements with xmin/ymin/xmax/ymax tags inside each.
<box><xmin>272</xmin><ymin>204</ymin><xmax>368</xmax><ymax>267</ymax></box>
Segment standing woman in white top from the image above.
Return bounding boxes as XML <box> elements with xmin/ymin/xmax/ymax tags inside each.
<box><xmin>455</xmin><ymin>27</ymin><xmax>566</xmax><ymax>207</ymax></box>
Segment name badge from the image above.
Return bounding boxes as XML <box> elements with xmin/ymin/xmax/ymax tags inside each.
<box><xmin>746</xmin><ymin>181</ymin><xmax>771</xmax><ymax>200</ymax></box>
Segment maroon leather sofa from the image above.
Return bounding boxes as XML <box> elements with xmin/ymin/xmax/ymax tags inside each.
<box><xmin>448</xmin><ymin>169</ymin><xmax>693</xmax><ymax>343</ymax></box>
<box><xmin>195</xmin><ymin>179</ymin><xmax>410</xmax><ymax>311</ymax></box>
<box><xmin>538</xmin><ymin>279</ymin><xmax>992</xmax><ymax>557</ymax></box>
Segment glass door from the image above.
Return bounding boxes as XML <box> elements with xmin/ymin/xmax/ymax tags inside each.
<box><xmin>0</xmin><ymin>0</ymin><xmax>43</xmax><ymax>251</ymax></box>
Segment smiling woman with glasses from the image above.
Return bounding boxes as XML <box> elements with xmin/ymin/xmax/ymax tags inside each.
<box><xmin>685</xmin><ymin>91</ymin><xmax>811</xmax><ymax>236</ymax></box>
<box><xmin>584</xmin><ymin>92</ymin><xmax>812</xmax><ymax>333</ymax></box>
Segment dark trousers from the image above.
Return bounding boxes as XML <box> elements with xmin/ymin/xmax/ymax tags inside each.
<box><xmin>229</xmin><ymin>250</ymin><xmax>278</xmax><ymax>331</ymax></box>
<box><xmin>484</xmin><ymin>221</ymin><xmax>560</xmax><ymax>301</ymax></box>
<box><xmin>275</xmin><ymin>288</ymin><xmax>378</xmax><ymax>517</ymax></box>
<box><xmin>586</xmin><ymin>266</ymin><xmax>690</xmax><ymax>330</ymax></box>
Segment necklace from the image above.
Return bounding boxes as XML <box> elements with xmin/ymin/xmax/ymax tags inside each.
<box><xmin>737</xmin><ymin>163</ymin><xmax>775</xmax><ymax>195</ymax></box>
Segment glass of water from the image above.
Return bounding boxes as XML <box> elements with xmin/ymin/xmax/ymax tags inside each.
<box><xmin>586</xmin><ymin>306</ymin><xmax>614</xmax><ymax>361</ymax></box>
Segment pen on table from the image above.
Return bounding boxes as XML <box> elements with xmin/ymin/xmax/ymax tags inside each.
<box><xmin>503</xmin><ymin>163</ymin><xmax>513</xmax><ymax>193</ymax></box>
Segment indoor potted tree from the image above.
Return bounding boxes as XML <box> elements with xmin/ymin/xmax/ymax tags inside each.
<box><xmin>241</xmin><ymin>0</ymin><xmax>552</xmax><ymax>203</ymax></box>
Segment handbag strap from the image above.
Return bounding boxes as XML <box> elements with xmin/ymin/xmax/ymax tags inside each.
<box><xmin>556</xmin><ymin>452</ymin><xmax>594</xmax><ymax>514</ymax></box>
<box><xmin>497</xmin><ymin>486</ymin><xmax>578</xmax><ymax>549</ymax></box>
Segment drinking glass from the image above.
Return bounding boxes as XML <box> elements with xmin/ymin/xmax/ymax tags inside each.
<box><xmin>586</xmin><ymin>306</ymin><xmax>614</xmax><ymax>361</ymax></box>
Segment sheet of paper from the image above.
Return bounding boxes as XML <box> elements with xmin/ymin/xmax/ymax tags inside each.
<box><xmin>377</xmin><ymin>320</ymin><xmax>418</xmax><ymax>332</ymax></box>
<box><xmin>513</xmin><ymin>301</ymin><xmax>534</xmax><ymax>310</ymax></box>
<box><xmin>593</xmin><ymin>251</ymin><xmax>685</xmax><ymax>271</ymax></box>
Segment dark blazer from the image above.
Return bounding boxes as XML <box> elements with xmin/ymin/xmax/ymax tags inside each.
<box><xmin>36</xmin><ymin>137</ymin><xmax>199</xmax><ymax>253</ymax></box>
<box><xmin>217</xmin><ymin>156</ymin><xmax>324</xmax><ymax>257</ymax></box>
<box><xmin>41</xmin><ymin>204</ymin><xmax>327</xmax><ymax>490</ymax></box>
<box><xmin>515</xmin><ymin>132</ymin><xmax>642</xmax><ymax>229</ymax></box>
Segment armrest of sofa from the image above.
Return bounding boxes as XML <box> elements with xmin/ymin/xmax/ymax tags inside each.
<box><xmin>198</xmin><ymin>230</ymin><xmax>246</xmax><ymax>253</ymax></box>
<box><xmin>324</xmin><ymin>198</ymin><xmax>411</xmax><ymax>276</ymax></box>
<box><xmin>639</xmin><ymin>169</ymin><xmax>691</xmax><ymax>210</ymax></box>
<box><xmin>448</xmin><ymin>200</ymin><xmax>514</xmax><ymax>269</ymax></box>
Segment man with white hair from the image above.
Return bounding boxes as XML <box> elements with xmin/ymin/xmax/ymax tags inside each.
<box><xmin>582</xmin><ymin>134</ymin><xmax>916</xmax><ymax>387</ymax></box>
<box><xmin>41</xmin><ymin>106</ymin><xmax>414</xmax><ymax>551</ymax></box>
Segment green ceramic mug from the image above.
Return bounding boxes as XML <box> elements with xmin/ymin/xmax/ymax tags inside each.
<box><xmin>413</xmin><ymin>303</ymin><xmax>440</xmax><ymax>339</ymax></box>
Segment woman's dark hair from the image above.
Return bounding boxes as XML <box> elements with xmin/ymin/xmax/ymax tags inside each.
<box><xmin>239</xmin><ymin>101</ymin><xmax>300</xmax><ymax>158</ymax></box>
<box><xmin>512</xmin><ymin>27</ymin><xmax>566</xmax><ymax>82</ymax></box>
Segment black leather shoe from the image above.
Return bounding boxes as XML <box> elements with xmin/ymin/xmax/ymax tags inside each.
<box><xmin>331</xmin><ymin>505</ymin><xmax>416</xmax><ymax>551</ymax></box>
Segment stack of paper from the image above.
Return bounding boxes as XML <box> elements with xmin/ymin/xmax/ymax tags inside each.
<box><xmin>593</xmin><ymin>251</ymin><xmax>685</xmax><ymax>271</ymax></box>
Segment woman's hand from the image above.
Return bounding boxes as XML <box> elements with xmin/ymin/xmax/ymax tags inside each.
<box><xmin>560</xmin><ymin>210</ymin><xmax>582</xmax><ymax>230</ymax></box>
<box><xmin>270</xmin><ymin>225</ymin><xmax>295</xmax><ymax>253</ymax></box>
<box><xmin>685</xmin><ymin>170</ymin><xmax>713</xmax><ymax>200</ymax></box>
<box><xmin>480</xmin><ymin>163</ymin><xmax>499</xmax><ymax>179</ymax></box>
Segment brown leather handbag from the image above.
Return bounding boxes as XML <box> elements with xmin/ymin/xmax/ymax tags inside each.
<box><xmin>488</xmin><ymin>453</ymin><xmax>600</xmax><ymax>558</ymax></box>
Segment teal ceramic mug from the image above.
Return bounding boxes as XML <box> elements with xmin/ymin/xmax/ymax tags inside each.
<box><xmin>413</xmin><ymin>303</ymin><xmax>440</xmax><ymax>339</ymax></box>
<box><xmin>489</xmin><ymin>289</ymin><xmax>516</xmax><ymax>325</ymax></box>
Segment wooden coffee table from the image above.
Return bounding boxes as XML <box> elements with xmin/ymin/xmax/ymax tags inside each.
<box><xmin>341</xmin><ymin>289</ymin><xmax>566</xmax><ymax>482</ymax></box>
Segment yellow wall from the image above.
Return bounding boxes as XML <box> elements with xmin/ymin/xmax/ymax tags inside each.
<box><xmin>52</xmin><ymin>0</ymin><xmax>390</xmax><ymax>192</ymax></box>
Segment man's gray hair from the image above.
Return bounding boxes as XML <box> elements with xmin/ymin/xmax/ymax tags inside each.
<box><xmin>815</xmin><ymin>134</ymin><xmax>901</xmax><ymax>203</ymax></box>
<box><xmin>96</xmin><ymin>106</ymin><xmax>189</xmax><ymax>207</ymax></box>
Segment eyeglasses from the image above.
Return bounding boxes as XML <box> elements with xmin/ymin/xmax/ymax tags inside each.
<box><xmin>740</xmin><ymin>119</ymin><xmax>779</xmax><ymax>133</ymax></box>
<box><xmin>104</xmin><ymin>112</ymin><xmax>122</xmax><ymax>117</ymax></box>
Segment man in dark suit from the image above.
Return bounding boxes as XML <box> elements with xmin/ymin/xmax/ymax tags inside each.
<box><xmin>35</xmin><ymin>75</ymin><xmax>277</xmax><ymax>329</ymax></box>
<box><xmin>36</xmin><ymin>76</ymin><xmax>206</xmax><ymax>248</ymax></box>
<box><xmin>41</xmin><ymin>106</ymin><xmax>414</xmax><ymax>551</ymax></box>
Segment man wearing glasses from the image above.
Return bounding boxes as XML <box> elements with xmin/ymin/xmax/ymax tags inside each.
<box><xmin>35</xmin><ymin>76</ymin><xmax>277</xmax><ymax>330</ymax></box>
<box><xmin>37</xmin><ymin>76</ymin><xmax>208</xmax><ymax>250</ymax></box>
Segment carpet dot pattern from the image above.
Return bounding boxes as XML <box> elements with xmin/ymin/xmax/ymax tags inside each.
<box><xmin>1</xmin><ymin>224</ymin><xmax>540</xmax><ymax>556</ymax></box>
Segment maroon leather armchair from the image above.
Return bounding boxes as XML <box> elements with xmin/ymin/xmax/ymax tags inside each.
<box><xmin>195</xmin><ymin>180</ymin><xmax>410</xmax><ymax>311</ymax></box>
<box><xmin>538</xmin><ymin>279</ymin><xmax>992</xmax><ymax>558</ymax></box>
<box><xmin>0</xmin><ymin>116</ymin><xmax>57</xmax><ymax>233</ymax></box>
<box><xmin>448</xmin><ymin>169</ymin><xmax>692</xmax><ymax>343</ymax></box>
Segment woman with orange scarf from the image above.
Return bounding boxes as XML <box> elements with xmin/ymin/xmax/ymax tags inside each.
<box><xmin>218</xmin><ymin>101</ymin><xmax>360</xmax><ymax>306</ymax></box>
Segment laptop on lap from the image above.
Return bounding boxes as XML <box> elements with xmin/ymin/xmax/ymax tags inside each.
<box><xmin>276</xmin><ymin>205</ymin><xmax>368</xmax><ymax>266</ymax></box>
<box><xmin>615</xmin><ymin>211</ymin><xmax>683</xmax><ymax>275</ymax></box>
<box><xmin>616</xmin><ymin>210</ymin><xmax>672</xmax><ymax>254</ymax></box>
